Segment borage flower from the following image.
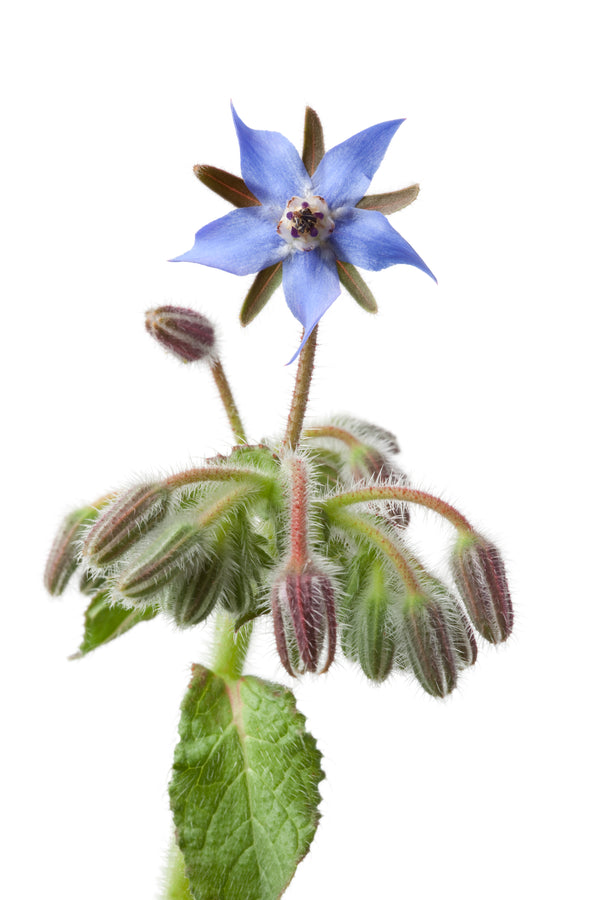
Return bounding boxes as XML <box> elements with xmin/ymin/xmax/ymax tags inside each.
<box><xmin>172</xmin><ymin>106</ymin><xmax>435</xmax><ymax>362</ymax></box>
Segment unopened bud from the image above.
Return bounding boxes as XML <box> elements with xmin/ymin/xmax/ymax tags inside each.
<box><xmin>145</xmin><ymin>305</ymin><xmax>216</xmax><ymax>363</ymax></box>
<box><xmin>418</xmin><ymin>575</ymin><xmax>478</xmax><ymax>669</ymax></box>
<box><xmin>164</xmin><ymin>561</ymin><xmax>223</xmax><ymax>627</ymax></box>
<box><xmin>44</xmin><ymin>506</ymin><xmax>97</xmax><ymax>596</ymax></box>
<box><xmin>450</xmin><ymin>534</ymin><xmax>513</xmax><ymax>643</ymax></box>
<box><xmin>401</xmin><ymin>591</ymin><xmax>469</xmax><ymax>698</ymax></box>
<box><xmin>272</xmin><ymin>564</ymin><xmax>337</xmax><ymax>676</ymax></box>
<box><xmin>83</xmin><ymin>483</ymin><xmax>170</xmax><ymax>568</ymax></box>
<box><xmin>116</xmin><ymin>522</ymin><xmax>203</xmax><ymax>601</ymax></box>
<box><xmin>340</xmin><ymin>551</ymin><xmax>398</xmax><ymax>682</ymax></box>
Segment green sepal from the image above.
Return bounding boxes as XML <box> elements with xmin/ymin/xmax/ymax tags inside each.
<box><xmin>302</xmin><ymin>107</ymin><xmax>325</xmax><ymax>176</ymax></box>
<box><xmin>70</xmin><ymin>591</ymin><xmax>158</xmax><ymax>659</ymax></box>
<box><xmin>170</xmin><ymin>665</ymin><xmax>323</xmax><ymax>900</ymax></box>
<box><xmin>239</xmin><ymin>262</ymin><xmax>282</xmax><ymax>326</ymax></box>
<box><xmin>336</xmin><ymin>261</ymin><xmax>378</xmax><ymax>313</ymax></box>
<box><xmin>192</xmin><ymin>165</ymin><xmax>260</xmax><ymax>208</ymax></box>
<box><xmin>356</xmin><ymin>184</ymin><xmax>420</xmax><ymax>215</ymax></box>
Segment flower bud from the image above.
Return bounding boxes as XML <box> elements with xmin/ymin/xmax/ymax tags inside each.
<box><xmin>164</xmin><ymin>561</ymin><xmax>223</xmax><ymax>627</ymax></box>
<box><xmin>145</xmin><ymin>305</ymin><xmax>216</xmax><ymax>363</ymax></box>
<box><xmin>271</xmin><ymin>565</ymin><xmax>337</xmax><ymax>676</ymax></box>
<box><xmin>116</xmin><ymin>522</ymin><xmax>203</xmax><ymax>601</ymax></box>
<box><xmin>401</xmin><ymin>591</ymin><xmax>469</xmax><ymax>698</ymax></box>
<box><xmin>340</xmin><ymin>552</ymin><xmax>398</xmax><ymax>682</ymax></box>
<box><xmin>83</xmin><ymin>483</ymin><xmax>170</xmax><ymax>568</ymax></box>
<box><xmin>44</xmin><ymin>506</ymin><xmax>97</xmax><ymax>596</ymax></box>
<box><xmin>417</xmin><ymin>575</ymin><xmax>478</xmax><ymax>669</ymax></box>
<box><xmin>450</xmin><ymin>534</ymin><xmax>513</xmax><ymax>643</ymax></box>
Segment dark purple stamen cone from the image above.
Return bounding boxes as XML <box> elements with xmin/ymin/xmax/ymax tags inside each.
<box><xmin>145</xmin><ymin>306</ymin><xmax>216</xmax><ymax>363</ymax></box>
<box><xmin>272</xmin><ymin>567</ymin><xmax>337</xmax><ymax>676</ymax></box>
<box><xmin>451</xmin><ymin>535</ymin><xmax>514</xmax><ymax>644</ymax></box>
<box><xmin>402</xmin><ymin>593</ymin><xmax>460</xmax><ymax>698</ymax></box>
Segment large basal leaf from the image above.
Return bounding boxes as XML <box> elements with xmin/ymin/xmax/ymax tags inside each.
<box><xmin>69</xmin><ymin>592</ymin><xmax>158</xmax><ymax>659</ymax></box>
<box><xmin>170</xmin><ymin>665</ymin><xmax>323</xmax><ymax>900</ymax></box>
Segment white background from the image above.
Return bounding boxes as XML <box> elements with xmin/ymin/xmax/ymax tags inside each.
<box><xmin>2</xmin><ymin>1</ymin><xmax>598</xmax><ymax>897</ymax></box>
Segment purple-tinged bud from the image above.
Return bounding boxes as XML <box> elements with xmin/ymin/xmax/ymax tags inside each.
<box><xmin>83</xmin><ymin>483</ymin><xmax>170</xmax><ymax>568</ymax></box>
<box><xmin>271</xmin><ymin>564</ymin><xmax>337</xmax><ymax>676</ymax></box>
<box><xmin>401</xmin><ymin>592</ymin><xmax>462</xmax><ymax>698</ymax></box>
<box><xmin>44</xmin><ymin>506</ymin><xmax>98</xmax><ymax>596</ymax></box>
<box><xmin>145</xmin><ymin>305</ymin><xmax>216</xmax><ymax>363</ymax></box>
<box><xmin>116</xmin><ymin>522</ymin><xmax>203</xmax><ymax>601</ymax></box>
<box><xmin>419</xmin><ymin>575</ymin><xmax>478</xmax><ymax>669</ymax></box>
<box><xmin>451</xmin><ymin>534</ymin><xmax>513</xmax><ymax>643</ymax></box>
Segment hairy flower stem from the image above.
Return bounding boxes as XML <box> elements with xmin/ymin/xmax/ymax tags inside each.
<box><xmin>212</xmin><ymin>612</ymin><xmax>253</xmax><ymax>681</ymax></box>
<box><xmin>331</xmin><ymin>508</ymin><xmax>420</xmax><ymax>592</ymax></box>
<box><xmin>303</xmin><ymin>424</ymin><xmax>361</xmax><ymax>448</ymax></box>
<box><xmin>164</xmin><ymin>466</ymin><xmax>269</xmax><ymax>490</ymax></box>
<box><xmin>210</xmin><ymin>358</ymin><xmax>246</xmax><ymax>443</ymax></box>
<box><xmin>324</xmin><ymin>486</ymin><xmax>474</xmax><ymax>534</ymax></box>
<box><xmin>283</xmin><ymin>325</ymin><xmax>319</xmax><ymax>450</ymax></box>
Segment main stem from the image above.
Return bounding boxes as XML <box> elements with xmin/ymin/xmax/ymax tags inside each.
<box><xmin>212</xmin><ymin>612</ymin><xmax>253</xmax><ymax>681</ymax></box>
<box><xmin>283</xmin><ymin>326</ymin><xmax>319</xmax><ymax>450</ymax></box>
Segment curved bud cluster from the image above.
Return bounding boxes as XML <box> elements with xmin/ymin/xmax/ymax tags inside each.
<box><xmin>44</xmin><ymin>505</ymin><xmax>98</xmax><ymax>596</ymax></box>
<box><xmin>272</xmin><ymin>565</ymin><xmax>337</xmax><ymax>676</ymax></box>
<box><xmin>451</xmin><ymin>534</ymin><xmax>513</xmax><ymax>643</ymax></box>
<box><xmin>145</xmin><ymin>305</ymin><xmax>217</xmax><ymax>363</ymax></box>
<box><xmin>401</xmin><ymin>590</ymin><xmax>477</xmax><ymax>698</ymax></box>
<box><xmin>83</xmin><ymin>483</ymin><xmax>170</xmax><ymax>568</ymax></box>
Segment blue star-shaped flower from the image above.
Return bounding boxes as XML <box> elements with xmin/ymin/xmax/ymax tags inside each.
<box><xmin>172</xmin><ymin>106</ymin><xmax>435</xmax><ymax>361</ymax></box>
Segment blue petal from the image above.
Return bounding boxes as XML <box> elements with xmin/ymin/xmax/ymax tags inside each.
<box><xmin>311</xmin><ymin>119</ymin><xmax>404</xmax><ymax>210</ymax></box>
<box><xmin>232</xmin><ymin>105</ymin><xmax>312</xmax><ymax>210</ymax></box>
<box><xmin>170</xmin><ymin>207</ymin><xmax>286</xmax><ymax>276</ymax></box>
<box><xmin>330</xmin><ymin>208</ymin><xmax>436</xmax><ymax>280</ymax></box>
<box><xmin>282</xmin><ymin>249</ymin><xmax>340</xmax><ymax>363</ymax></box>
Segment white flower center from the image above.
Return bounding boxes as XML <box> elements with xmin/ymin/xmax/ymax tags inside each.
<box><xmin>277</xmin><ymin>195</ymin><xmax>335</xmax><ymax>251</ymax></box>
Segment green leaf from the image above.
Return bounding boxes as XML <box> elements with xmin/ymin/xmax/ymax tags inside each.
<box><xmin>193</xmin><ymin>165</ymin><xmax>260</xmax><ymax>208</ymax></box>
<box><xmin>170</xmin><ymin>665</ymin><xmax>324</xmax><ymax>900</ymax></box>
<box><xmin>336</xmin><ymin>260</ymin><xmax>378</xmax><ymax>313</ymax></box>
<box><xmin>356</xmin><ymin>184</ymin><xmax>420</xmax><ymax>215</ymax></box>
<box><xmin>302</xmin><ymin>107</ymin><xmax>325</xmax><ymax>176</ymax></box>
<box><xmin>239</xmin><ymin>262</ymin><xmax>282</xmax><ymax>326</ymax></box>
<box><xmin>69</xmin><ymin>591</ymin><xmax>158</xmax><ymax>659</ymax></box>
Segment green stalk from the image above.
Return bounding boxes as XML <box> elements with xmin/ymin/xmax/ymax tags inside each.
<box><xmin>323</xmin><ymin>485</ymin><xmax>474</xmax><ymax>534</ymax></box>
<box><xmin>283</xmin><ymin>325</ymin><xmax>319</xmax><ymax>450</ymax></box>
<box><xmin>212</xmin><ymin>612</ymin><xmax>253</xmax><ymax>681</ymax></box>
<box><xmin>210</xmin><ymin>358</ymin><xmax>247</xmax><ymax>444</ymax></box>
